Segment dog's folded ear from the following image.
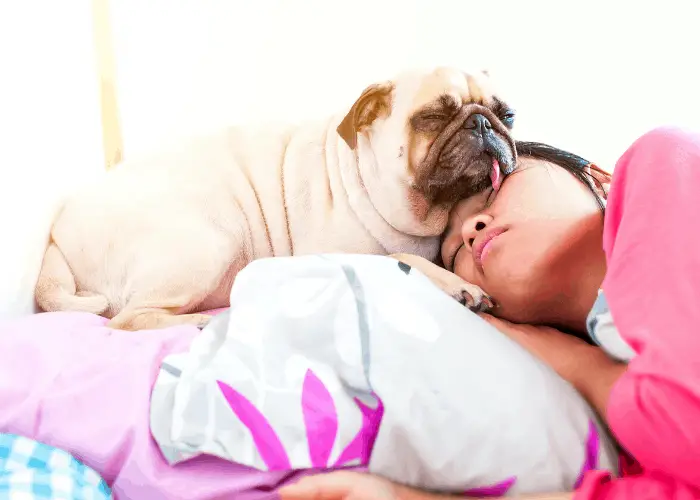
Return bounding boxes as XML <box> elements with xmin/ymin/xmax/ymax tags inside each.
<box><xmin>337</xmin><ymin>81</ymin><xmax>394</xmax><ymax>150</ymax></box>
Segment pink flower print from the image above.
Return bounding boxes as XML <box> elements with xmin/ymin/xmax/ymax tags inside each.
<box><xmin>217</xmin><ymin>378</ymin><xmax>599</xmax><ymax>497</ymax></box>
<box><xmin>332</xmin><ymin>391</ymin><xmax>384</xmax><ymax>467</ymax></box>
<box><xmin>301</xmin><ymin>369</ymin><xmax>339</xmax><ymax>467</ymax></box>
<box><xmin>573</xmin><ymin>420</ymin><xmax>600</xmax><ymax>489</ymax></box>
<box><xmin>216</xmin><ymin>380</ymin><xmax>292</xmax><ymax>470</ymax></box>
<box><xmin>464</xmin><ymin>476</ymin><xmax>516</xmax><ymax>497</ymax></box>
<box><xmin>216</xmin><ymin>369</ymin><xmax>384</xmax><ymax>471</ymax></box>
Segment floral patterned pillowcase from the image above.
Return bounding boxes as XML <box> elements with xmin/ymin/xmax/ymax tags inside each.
<box><xmin>151</xmin><ymin>254</ymin><xmax>619</xmax><ymax>497</ymax></box>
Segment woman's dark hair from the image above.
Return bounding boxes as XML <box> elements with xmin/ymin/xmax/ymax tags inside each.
<box><xmin>514</xmin><ymin>141</ymin><xmax>609</xmax><ymax>212</ymax></box>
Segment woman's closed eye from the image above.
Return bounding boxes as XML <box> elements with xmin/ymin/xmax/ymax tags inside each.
<box><xmin>484</xmin><ymin>186</ymin><xmax>500</xmax><ymax>207</ymax></box>
<box><xmin>447</xmin><ymin>242</ymin><xmax>465</xmax><ymax>271</ymax></box>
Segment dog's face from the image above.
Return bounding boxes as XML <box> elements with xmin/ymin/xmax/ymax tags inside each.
<box><xmin>338</xmin><ymin>67</ymin><xmax>517</xmax><ymax>212</ymax></box>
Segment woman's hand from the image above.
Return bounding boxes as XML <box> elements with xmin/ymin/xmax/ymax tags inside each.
<box><xmin>279</xmin><ymin>471</ymin><xmax>396</xmax><ymax>500</ymax></box>
<box><xmin>479</xmin><ymin>314</ymin><xmax>627</xmax><ymax>417</ymax></box>
<box><xmin>279</xmin><ymin>471</ymin><xmax>453</xmax><ymax>500</ymax></box>
<box><xmin>279</xmin><ymin>471</ymin><xmax>573</xmax><ymax>500</ymax></box>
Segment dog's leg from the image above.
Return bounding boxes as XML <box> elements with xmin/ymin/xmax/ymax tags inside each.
<box><xmin>107</xmin><ymin>259</ymin><xmax>240</xmax><ymax>331</ymax></box>
<box><xmin>390</xmin><ymin>253</ymin><xmax>493</xmax><ymax>312</ymax></box>
<box><xmin>107</xmin><ymin>227</ymin><xmax>248</xmax><ymax>332</ymax></box>
<box><xmin>108</xmin><ymin>307</ymin><xmax>212</xmax><ymax>331</ymax></box>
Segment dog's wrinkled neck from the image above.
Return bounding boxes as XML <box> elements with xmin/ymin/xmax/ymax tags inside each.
<box><xmin>335</xmin><ymin>133</ymin><xmax>442</xmax><ymax>259</ymax></box>
<box><xmin>360</xmin><ymin>138</ymin><xmax>451</xmax><ymax>233</ymax></box>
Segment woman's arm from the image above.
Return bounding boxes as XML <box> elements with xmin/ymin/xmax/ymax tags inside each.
<box><xmin>279</xmin><ymin>472</ymin><xmax>458</xmax><ymax>500</ymax></box>
<box><xmin>597</xmin><ymin>128</ymin><xmax>700</xmax><ymax>489</ymax></box>
<box><xmin>394</xmin><ymin>485</ymin><xmax>571</xmax><ymax>500</ymax></box>
<box><xmin>279</xmin><ymin>471</ymin><xmax>573</xmax><ymax>500</ymax></box>
<box><xmin>566</xmin><ymin>344</ymin><xmax>627</xmax><ymax>417</ymax></box>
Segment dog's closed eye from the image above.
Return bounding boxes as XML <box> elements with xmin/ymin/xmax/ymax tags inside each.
<box><xmin>411</xmin><ymin>112</ymin><xmax>450</xmax><ymax>132</ymax></box>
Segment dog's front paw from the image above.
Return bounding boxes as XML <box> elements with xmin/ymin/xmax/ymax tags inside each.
<box><xmin>444</xmin><ymin>279</ymin><xmax>494</xmax><ymax>312</ymax></box>
<box><xmin>390</xmin><ymin>254</ymin><xmax>495</xmax><ymax>312</ymax></box>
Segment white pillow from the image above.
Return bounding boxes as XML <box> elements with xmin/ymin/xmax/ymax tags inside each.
<box><xmin>151</xmin><ymin>254</ymin><xmax>617</xmax><ymax>496</ymax></box>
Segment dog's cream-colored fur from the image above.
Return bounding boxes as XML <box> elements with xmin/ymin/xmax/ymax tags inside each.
<box><xmin>36</xmin><ymin>67</ymin><xmax>508</xmax><ymax>330</ymax></box>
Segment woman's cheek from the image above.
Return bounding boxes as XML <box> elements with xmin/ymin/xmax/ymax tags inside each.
<box><xmin>453</xmin><ymin>258</ymin><xmax>480</xmax><ymax>288</ymax></box>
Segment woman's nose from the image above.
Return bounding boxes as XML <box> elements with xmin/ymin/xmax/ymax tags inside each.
<box><xmin>462</xmin><ymin>214</ymin><xmax>493</xmax><ymax>251</ymax></box>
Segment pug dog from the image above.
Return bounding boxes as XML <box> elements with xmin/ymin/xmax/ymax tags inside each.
<box><xmin>35</xmin><ymin>66</ymin><xmax>517</xmax><ymax>330</ymax></box>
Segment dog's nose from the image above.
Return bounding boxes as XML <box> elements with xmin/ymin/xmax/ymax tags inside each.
<box><xmin>464</xmin><ymin>113</ymin><xmax>492</xmax><ymax>135</ymax></box>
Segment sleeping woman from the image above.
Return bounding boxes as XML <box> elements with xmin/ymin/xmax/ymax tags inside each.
<box><xmin>280</xmin><ymin>127</ymin><xmax>700</xmax><ymax>500</ymax></box>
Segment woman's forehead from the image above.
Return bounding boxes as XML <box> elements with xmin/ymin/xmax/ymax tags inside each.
<box><xmin>446</xmin><ymin>161</ymin><xmax>574</xmax><ymax>224</ymax></box>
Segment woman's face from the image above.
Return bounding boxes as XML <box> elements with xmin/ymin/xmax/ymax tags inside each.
<box><xmin>441</xmin><ymin>158</ymin><xmax>607</xmax><ymax>327</ymax></box>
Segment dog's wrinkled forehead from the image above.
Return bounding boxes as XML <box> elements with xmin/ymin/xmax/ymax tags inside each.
<box><xmin>396</xmin><ymin>67</ymin><xmax>501</xmax><ymax>116</ymax></box>
<box><xmin>418</xmin><ymin>69</ymin><xmax>494</xmax><ymax>107</ymax></box>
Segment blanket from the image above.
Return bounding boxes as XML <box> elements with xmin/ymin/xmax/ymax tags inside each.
<box><xmin>0</xmin><ymin>311</ymin><xmax>313</xmax><ymax>499</ymax></box>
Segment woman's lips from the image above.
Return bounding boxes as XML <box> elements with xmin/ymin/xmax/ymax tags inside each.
<box><xmin>473</xmin><ymin>228</ymin><xmax>505</xmax><ymax>270</ymax></box>
<box><xmin>481</xmin><ymin>238</ymin><xmax>498</xmax><ymax>263</ymax></box>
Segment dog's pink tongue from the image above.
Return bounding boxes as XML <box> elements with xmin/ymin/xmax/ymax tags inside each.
<box><xmin>490</xmin><ymin>158</ymin><xmax>502</xmax><ymax>192</ymax></box>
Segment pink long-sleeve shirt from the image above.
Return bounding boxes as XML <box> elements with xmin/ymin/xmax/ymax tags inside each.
<box><xmin>576</xmin><ymin>127</ymin><xmax>700</xmax><ymax>499</ymax></box>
